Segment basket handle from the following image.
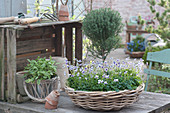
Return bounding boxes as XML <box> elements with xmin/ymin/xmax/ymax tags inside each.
<box><xmin>23</xmin><ymin>82</ymin><xmax>46</xmax><ymax>102</ymax></box>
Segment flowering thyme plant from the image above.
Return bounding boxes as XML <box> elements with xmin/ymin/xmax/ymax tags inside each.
<box><xmin>66</xmin><ymin>58</ymin><xmax>143</xmax><ymax>92</ymax></box>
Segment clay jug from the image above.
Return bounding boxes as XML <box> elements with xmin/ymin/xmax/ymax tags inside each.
<box><xmin>58</xmin><ymin>5</ymin><xmax>69</xmax><ymax>21</ymax></box>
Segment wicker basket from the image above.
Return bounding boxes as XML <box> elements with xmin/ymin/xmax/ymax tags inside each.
<box><xmin>24</xmin><ymin>77</ymin><xmax>58</xmax><ymax>103</ymax></box>
<box><xmin>65</xmin><ymin>83</ymin><xmax>144</xmax><ymax>111</ymax></box>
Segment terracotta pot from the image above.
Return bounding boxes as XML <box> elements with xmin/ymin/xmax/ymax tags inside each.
<box><xmin>45</xmin><ymin>90</ymin><xmax>60</xmax><ymax>109</ymax></box>
<box><xmin>58</xmin><ymin>5</ymin><xmax>69</xmax><ymax>21</ymax></box>
<box><xmin>45</xmin><ymin>101</ymin><xmax>58</xmax><ymax>109</ymax></box>
<box><xmin>129</xmin><ymin>51</ymin><xmax>145</xmax><ymax>58</ymax></box>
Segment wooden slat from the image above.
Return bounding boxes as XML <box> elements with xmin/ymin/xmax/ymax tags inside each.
<box><xmin>7</xmin><ymin>29</ymin><xmax>17</xmax><ymax>103</ymax></box>
<box><xmin>75</xmin><ymin>26</ymin><xmax>82</xmax><ymax>61</ymax></box>
<box><xmin>16</xmin><ymin>52</ymin><xmax>53</xmax><ymax>71</ymax></box>
<box><xmin>19</xmin><ymin>27</ymin><xmax>54</xmax><ymax>39</ymax></box>
<box><xmin>0</xmin><ymin>20</ymin><xmax>82</xmax><ymax>29</ymax></box>
<box><xmin>0</xmin><ymin>28</ymin><xmax>5</xmax><ymax>100</ymax></box>
<box><xmin>65</xmin><ymin>26</ymin><xmax>73</xmax><ymax>63</ymax></box>
<box><xmin>16</xmin><ymin>38</ymin><xmax>55</xmax><ymax>54</ymax></box>
<box><xmin>144</xmin><ymin>69</ymin><xmax>170</xmax><ymax>78</ymax></box>
<box><xmin>147</xmin><ymin>49</ymin><xmax>170</xmax><ymax>64</ymax></box>
<box><xmin>54</xmin><ymin>26</ymin><xmax>62</xmax><ymax>56</ymax></box>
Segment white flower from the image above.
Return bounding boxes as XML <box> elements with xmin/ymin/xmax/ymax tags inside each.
<box><xmin>98</xmin><ymin>80</ymin><xmax>103</xmax><ymax>84</ymax></box>
<box><xmin>95</xmin><ymin>75</ymin><xmax>99</xmax><ymax>79</ymax></box>
<box><xmin>114</xmin><ymin>79</ymin><xmax>119</xmax><ymax>82</ymax></box>
<box><xmin>104</xmin><ymin>81</ymin><xmax>108</xmax><ymax>84</ymax></box>
<box><xmin>98</xmin><ymin>80</ymin><xmax>101</xmax><ymax>84</ymax></box>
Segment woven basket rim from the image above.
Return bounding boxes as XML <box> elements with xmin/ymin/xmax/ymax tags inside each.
<box><xmin>65</xmin><ymin>83</ymin><xmax>144</xmax><ymax>93</ymax></box>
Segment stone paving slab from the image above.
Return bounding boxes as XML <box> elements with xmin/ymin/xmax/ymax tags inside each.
<box><xmin>0</xmin><ymin>91</ymin><xmax>170</xmax><ymax>113</ymax></box>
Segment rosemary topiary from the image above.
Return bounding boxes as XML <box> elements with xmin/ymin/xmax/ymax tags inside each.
<box><xmin>82</xmin><ymin>8</ymin><xmax>123</xmax><ymax>61</ymax></box>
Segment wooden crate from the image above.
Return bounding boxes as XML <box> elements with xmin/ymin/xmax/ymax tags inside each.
<box><xmin>0</xmin><ymin>20</ymin><xmax>82</xmax><ymax>103</ymax></box>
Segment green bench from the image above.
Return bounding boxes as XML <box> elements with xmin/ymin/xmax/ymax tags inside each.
<box><xmin>144</xmin><ymin>49</ymin><xmax>170</xmax><ymax>91</ymax></box>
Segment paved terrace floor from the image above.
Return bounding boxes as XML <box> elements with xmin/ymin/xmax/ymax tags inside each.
<box><xmin>0</xmin><ymin>48</ymin><xmax>169</xmax><ymax>113</ymax></box>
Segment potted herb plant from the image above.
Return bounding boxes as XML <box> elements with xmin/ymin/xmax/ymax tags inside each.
<box><xmin>137</xmin><ymin>15</ymin><xmax>145</xmax><ymax>30</ymax></box>
<box><xmin>82</xmin><ymin>8</ymin><xmax>123</xmax><ymax>62</ymax></box>
<box><xmin>127</xmin><ymin>35</ymin><xmax>145</xmax><ymax>58</ymax></box>
<box><xmin>17</xmin><ymin>56</ymin><xmax>58</xmax><ymax>102</ymax></box>
<box><xmin>65</xmin><ymin>59</ymin><xmax>144</xmax><ymax>111</ymax></box>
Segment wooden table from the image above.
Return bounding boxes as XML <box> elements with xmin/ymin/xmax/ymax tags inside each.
<box><xmin>125</xmin><ymin>30</ymin><xmax>148</xmax><ymax>49</ymax></box>
<box><xmin>0</xmin><ymin>20</ymin><xmax>83</xmax><ymax>103</ymax></box>
<box><xmin>0</xmin><ymin>91</ymin><xmax>170</xmax><ymax>113</ymax></box>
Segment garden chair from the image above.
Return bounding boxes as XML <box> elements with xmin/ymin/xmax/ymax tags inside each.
<box><xmin>144</xmin><ymin>49</ymin><xmax>170</xmax><ymax>91</ymax></box>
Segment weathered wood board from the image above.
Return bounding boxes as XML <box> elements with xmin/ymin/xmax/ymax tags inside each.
<box><xmin>0</xmin><ymin>20</ymin><xmax>83</xmax><ymax>103</ymax></box>
<box><xmin>7</xmin><ymin>29</ymin><xmax>17</xmax><ymax>103</ymax></box>
<box><xmin>0</xmin><ymin>28</ymin><xmax>5</xmax><ymax>100</ymax></box>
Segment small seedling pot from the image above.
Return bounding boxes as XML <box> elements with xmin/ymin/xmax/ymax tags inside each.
<box><xmin>45</xmin><ymin>90</ymin><xmax>60</xmax><ymax>109</ymax></box>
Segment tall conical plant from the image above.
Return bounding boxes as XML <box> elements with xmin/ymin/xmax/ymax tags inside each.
<box><xmin>82</xmin><ymin>8</ymin><xmax>123</xmax><ymax>61</ymax></box>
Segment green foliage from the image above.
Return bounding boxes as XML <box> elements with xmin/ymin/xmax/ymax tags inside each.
<box><xmin>82</xmin><ymin>8</ymin><xmax>123</xmax><ymax>61</ymax></box>
<box><xmin>127</xmin><ymin>35</ymin><xmax>145</xmax><ymax>52</ymax></box>
<box><xmin>67</xmin><ymin>59</ymin><xmax>143</xmax><ymax>91</ymax></box>
<box><xmin>146</xmin><ymin>0</ymin><xmax>170</xmax><ymax>42</ymax></box>
<box><xmin>142</xmin><ymin>43</ymin><xmax>170</xmax><ymax>64</ymax></box>
<box><xmin>138</xmin><ymin>15</ymin><xmax>145</xmax><ymax>25</ymax></box>
<box><xmin>24</xmin><ymin>56</ymin><xmax>57</xmax><ymax>84</ymax></box>
<box><xmin>142</xmin><ymin>42</ymin><xmax>170</xmax><ymax>94</ymax></box>
<box><xmin>147</xmin><ymin>64</ymin><xmax>170</xmax><ymax>94</ymax></box>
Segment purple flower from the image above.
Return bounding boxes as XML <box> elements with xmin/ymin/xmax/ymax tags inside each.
<box><xmin>79</xmin><ymin>77</ymin><xmax>81</xmax><ymax>79</ymax></box>
<box><xmin>71</xmin><ymin>75</ymin><xmax>74</xmax><ymax>77</ymax></box>
<box><xmin>124</xmin><ymin>71</ymin><xmax>128</xmax><ymax>74</ymax></box>
<box><xmin>105</xmin><ymin>68</ymin><xmax>108</xmax><ymax>72</ymax></box>
<box><xmin>77</xmin><ymin>72</ymin><xmax>80</xmax><ymax>76</ymax></box>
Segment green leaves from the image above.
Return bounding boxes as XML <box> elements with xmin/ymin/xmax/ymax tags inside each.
<box><xmin>82</xmin><ymin>8</ymin><xmax>123</xmax><ymax>61</ymax></box>
<box><xmin>67</xmin><ymin>68</ymin><xmax>142</xmax><ymax>92</ymax></box>
<box><xmin>24</xmin><ymin>56</ymin><xmax>57</xmax><ymax>84</ymax></box>
<box><xmin>146</xmin><ymin>0</ymin><xmax>170</xmax><ymax>42</ymax></box>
